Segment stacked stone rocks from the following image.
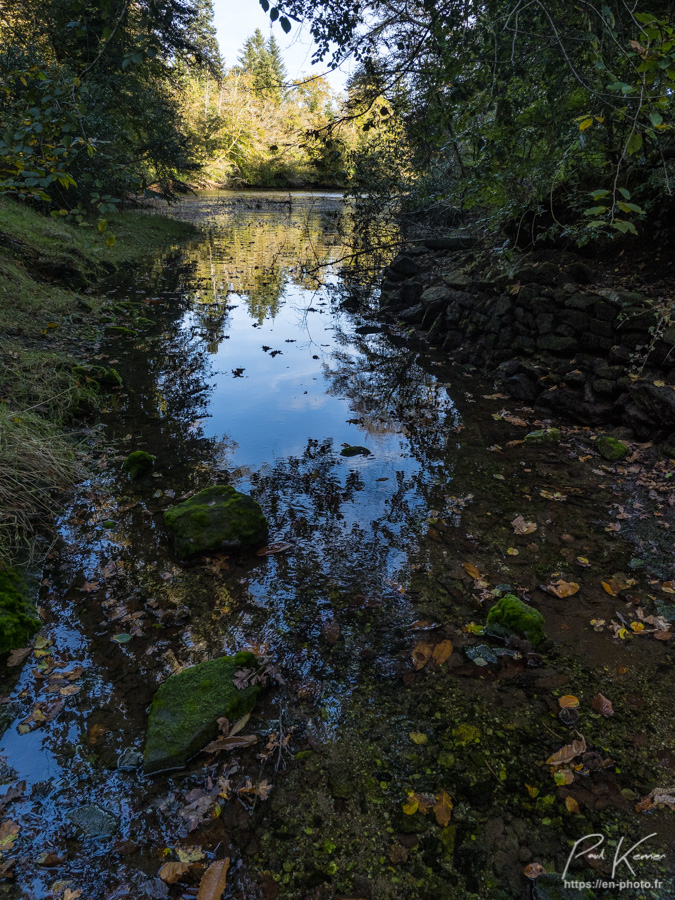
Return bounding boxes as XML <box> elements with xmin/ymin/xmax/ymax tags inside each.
<box><xmin>379</xmin><ymin>241</ymin><xmax>675</xmax><ymax>439</ymax></box>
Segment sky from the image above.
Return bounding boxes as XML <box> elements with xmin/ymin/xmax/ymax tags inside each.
<box><xmin>212</xmin><ymin>1</ymin><xmax>350</xmax><ymax>92</ymax></box>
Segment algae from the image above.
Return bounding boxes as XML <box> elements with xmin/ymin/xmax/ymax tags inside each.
<box><xmin>596</xmin><ymin>435</ymin><xmax>629</xmax><ymax>461</ymax></box>
<box><xmin>122</xmin><ymin>450</ymin><xmax>155</xmax><ymax>480</ymax></box>
<box><xmin>486</xmin><ymin>593</ymin><xmax>546</xmax><ymax>645</ymax></box>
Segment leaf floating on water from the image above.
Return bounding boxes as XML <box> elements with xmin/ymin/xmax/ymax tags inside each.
<box><xmin>523</xmin><ymin>862</ymin><xmax>546</xmax><ymax>879</ymax></box>
<box><xmin>591</xmin><ymin>693</ymin><xmax>614</xmax><ymax>717</ymax></box>
<box><xmin>548</xmin><ymin>580</ymin><xmax>579</xmax><ymax>598</ymax></box>
<box><xmin>6</xmin><ymin>647</ymin><xmax>31</xmax><ymax>667</ymax></box>
<box><xmin>511</xmin><ymin>515</ymin><xmax>537</xmax><ymax>535</ymax></box>
<box><xmin>558</xmin><ymin>695</ymin><xmax>580</xmax><ymax>709</ymax></box>
<box><xmin>602</xmin><ymin>575</ymin><xmax>636</xmax><ymax>596</ymax></box>
<box><xmin>256</xmin><ymin>542</ymin><xmax>293</xmax><ymax>556</ymax></box>
<box><xmin>197</xmin><ymin>858</ymin><xmax>230</xmax><ymax>900</ymax></box>
<box><xmin>546</xmin><ymin>736</ymin><xmax>586</xmax><ymax>766</ymax></box>
<box><xmin>434</xmin><ymin>790</ymin><xmax>453</xmax><ymax>826</ymax></box>
<box><xmin>159</xmin><ymin>861</ymin><xmax>191</xmax><ymax>884</ymax></box>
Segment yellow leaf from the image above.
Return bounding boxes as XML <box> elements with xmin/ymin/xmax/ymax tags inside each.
<box><xmin>630</xmin><ymin>621</ymin><xmax>645</xmax><ymax>633</ymax></box>
<box><xmin>402</xmin><ymin>792</ymin><xmax>419</xmax><ymax>815</ymax></box>
<box><xmin>565</xmin><ymin>796</ymin><xmax>580</xmax><ymax>814</ymax></box>
<box><xmin>548</xmin><ymin>580</ymin><xmax>579</xmax><ymax>598</ymax></box>
<box><xmin>578</xmin><ymin>117</ymin><xmax>594</xmax><ymax>131</ymax></box>
<box><xmin>576</xmin><ymin>557</ymin><xmax>590</xmax><ymax>567</ymax></box>
<box><xmin>526</xmin><ymin>783</ymin><xmax>539</xmax><ymax>798</ymax></box>
<box><xmin>553</xmin><ymin>769</ymin><xmax>574</xmax><ymax>785</ymax></box>
<box><xmin>411</xmin><ymin>642</ymin><xmax>433</xmax><ymax>671</ymax></box>
<box><xmin>463</xmin><ymin>562</ymin><xmax>481</xmax><ymax>580</ymax></box>
<box><xmin>558</xmin><ymin>695</ymin><xmax>580</xmax><ymax>709</ymax></box>
<box><xmin>409</xmin><ymin>731</ymin><xmax>428</xmax><ymax>745</ymax></box>
<box><xmin>507</xmin><ymin>547</ymin><xmax>519</xmax><ymax>556</ymax></box>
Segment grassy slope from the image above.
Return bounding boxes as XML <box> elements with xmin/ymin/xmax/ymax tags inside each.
<box><xmin>0</xmin><ymin>198</ymin><xmax>196</xmax><ymax>563</ymax></box>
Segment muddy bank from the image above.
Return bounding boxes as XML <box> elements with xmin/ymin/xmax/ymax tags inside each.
<box><xmin>378</xmin><ymin>240</ymin><xmax>675</xmax><ymax>444</ymax></box>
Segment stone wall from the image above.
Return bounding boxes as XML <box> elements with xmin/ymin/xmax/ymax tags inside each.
<box><xmin>379</xmin><ymin>246</ymin><xmax>675</xmax><ymax>440</ymax></box>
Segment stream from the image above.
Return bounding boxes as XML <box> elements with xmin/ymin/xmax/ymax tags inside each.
<box><xmin>0</xmin><ymin>192</ymin><xmax>673</xmax><ymax>900</ymax></box>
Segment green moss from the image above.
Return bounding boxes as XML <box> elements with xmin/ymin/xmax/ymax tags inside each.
<box><xmin>72</xmin><ymin>364</ymin><xmax>122</xmax><ymax>388</ymax></box>
<box><xmin>596</xmin><ymin>435</ymin><xmax>629</xmax><ymax>461</ymax></box>
<box><xmin>0</xmin><ymin>567</ymin><xmax>40</xmax><ymax>654</ymax></box>
<box><xmin>143</xmin><ymin>651</ymin><xmax>261</xmax><ymax>773</ymax></box>
<box><xmin>340</xmin><ymin>446</ymin><xmax>372</xmax><ymax>457</ymax></box>
<box><xmin>163</xmin><ymin>485</ymin><xmax>268</xmax><ymax>557</ymax></box>
<box><xmin>122</xmin><ymin>450</ymin><xmax>155</xmax><ymax>480</ymax></box>
<box><xmin>486</xmin><ymin>593</ymin><xmax>546</xmax><ymax>645</ymax></box>
<box><xmin>524</xmin><ymin>428</ymin><xmax>561</xmax><ymax>446</ymax></box>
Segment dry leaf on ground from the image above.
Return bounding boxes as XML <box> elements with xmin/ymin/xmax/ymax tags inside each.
<box><xmin>434</xmin><ymin>790</ymin><xmax>453</xmax><ymax>826</ymax></box>
<box><xmin>546</xmin><ymin>736</ymin><xmax>586</xmax><ymax>766</ymax></box>
<box><xmin>412</xmin><ymin>642</ymin><xmax>433</xmax><ymax>670</ymax></box>
<box><xmin>558</xmin><ymin>695</ymin><xmax>579</xmax><ymax>709</ymax></box>
<box><xmin>197</xmin><ymin>858</ymin><xmax>230</xmax><ymax>900</ymax></box>
<box><xmin>511</xmin><ymin>516</ymin><xmax>537</xmax><ymax>535</ymax></box>
<box><xmin>548</xmin><ymin>580</ymin><xmax>579</xmax><ymax>598</ymax></box>
<box><xmin>591</xmin><ymin>694</ymin><xmax>614</xmax><ymax>717</ymax></box>
<box><xmin>432</xmin><ymin>640</ymin><xmax>453</xmax><ymax>665</ymax></box>
<box><xmin>159</xmin><ymin>862</ymin><xmax>191</xmax><ymax>884</ymax></box>
<box><xmin>523</xmin><ymin>862</ymin><xmax>547</xmax><ymax>879</ymax></box>
<box><xmin>635</xmin><ymin>786</ymin><xmax>675</xmax><ymax>813</ymax></box>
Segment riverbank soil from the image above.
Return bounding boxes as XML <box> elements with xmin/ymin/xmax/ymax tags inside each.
<box><xmin>0</xmin><ymin>194</ymin><xmax>672</xmax><ymax>900</ymax></box>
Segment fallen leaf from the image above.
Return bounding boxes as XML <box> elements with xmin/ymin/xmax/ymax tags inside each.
<box><xmin>565</xmin><ymin>796</ymin><xmax>580</xmax><ymax>814</ymax></box>
<box><xmin>402</xmin><ymin>792</ymin><xmax>419</xmax><ymax>815</ymax></box>
<box><xmin>80</xmin><ymin>581</ymin><xmax>100</xmax><ymax>593</ymax></box>
<box><xmin>511</xmin><ymin>515</ymin><xmax>537</xmax><ymax>535</ymax></box>
<box><xmin>409</xmin><ymin>620</ymin><xmax>440</xmax><ymax>630</ymax></box>
<box><xmin>591</xmin><ymin>693</ymin><xmax>614</xmax><ymax>717</ymax></box>
<box><xmin>0</xmin><ymin>783</ymin><xmax>24</xmax><ymax>815</ymax></box>
<box><xmin>37</xmin><ymin>851</ymin><xmax>62</xmax><ymax>866</ymax></box>
<box><xmin>553</xmin><ymin>769</ymin><xmax>574</xmax><ymax>785</ymax></box>
<box><xmin>576</xmin><ymin>556</ymin><xmax>591</xmax><ymax>567</ymax></box>
<box><xmin>203</xmin><ymin>734</ymin><xmax>257</xmax><ymax>753</ymax></box>
<box><xmin>507</xmin><ymin>548</ymin><xmax>519</xmax><ymax>556</ymax></box>
<box><xmin>229</xmin><ymin>713</ymin><xmax>251</xmax><ymax>737</ymax></box>
<box><xmin>59</xmin><ymin>684</ymin><xmax>81</xmax><ymax>697</ymax></box>
<box><xmin>409</xmin><ymin>732</ymin><xmax>427</xmax><ymax>745</ymax></box>
<box><xmin>63</xmin><ymin>891</ymin><xmax>82</xmax><ymax>900</ymax></box>
<box><xmin>159</xmin><ymin>861</ymin><xmax>191</xmax><ymax>884</ymax></box>
<box><xmin>662</xmin><ymin>581</ymin><xmax>675</xmax><ymax>594</ymax></box>
<box><xmin>89</xmin><ymin>724</ymin><xmax>108</xmax><ymax>745</ymax></box>
<box><xmin>176</xmin><ymin>846</ymin><xmax>205</xmax><ymax>864</ymax></box>
<box><xmin>546</xmin><ymin>736</ymin><xmax>587</xmax><ymax>766</ymax></box>
<box><xmin>256</xmin><ymin>542</ymin><xmax>293</xmax><ymax>556</ymax></box>
<box><xmin>6</xmin><ymin>647</ymin><xmax>31</xmax><ymax>667</ymax></box>
<box><xmin>411</xmin><ymin>642</ymin><xmax>433</xmax><ymax>671</ymax></box>
<box><xmin>540</xmin><ymin>490</ymin><xmax>567</xmax><ymax>501</ymax></box>
<box><xmin>523</xmin><ymin>862</ymin><xmax>547</xmax><ymax>879</ymax></box>
<box><xmin>558</xmin><ymin>695</ymin><xmax>580</xmax><ymax>709</ymax></box>
<box><xmin>433</xmin><ymin>790</ymin><xmax>453</xmax><ymax>826</ymax></box>
<box><xmin>0</xmin><ymin>821</ymin><xmax>19</xmax><ymax>850</ymax></box>
<box><xmin>254</xmin><ymin>779</ymin><xmax>273</xmax><ymax>800</ymax></box>
<box><xmin>432</xmin><ymin>640</ymin><xmax>453</xmax><ymax>665</ymax></box>
<box><xmin>548</xmin><ymin>579</ymin><xmax>579</xmax><ymax>598</ymax></box>
<box><xmin>197</xmin><ymin>857</ymin><xmax>230</xmax><ymax>899</ymax></box>
<box><xmin>635</xmin><ymin>786</ymin><xmax>675</xmax><ymax>813</ymax></box>
<box><xmin>463</xmin><ymin>562</ymin><xmax>481</xmax><ymax>580</ymax></box>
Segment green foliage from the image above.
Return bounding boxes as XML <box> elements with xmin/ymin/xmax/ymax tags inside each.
<box><xmin>268</xmin><ymin>0</ymin><xmax>675</xmax><ymax>244</ymax></box>
<box><xmin>0</xmin><ymin>566</ymin><xmax>40</xmax><ymax>655</ymax></box>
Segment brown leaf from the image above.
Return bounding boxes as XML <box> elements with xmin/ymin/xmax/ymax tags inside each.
<box><xmin>6</xmin><ymin>647</ymin><xmax>31</xmax><ymax>667</ymax></box>
<box><xmin>63</xmin><ymin>891</ymin><xmax>82</xmax><ymax>900</ymax></box>
<box><xmin>546</xmin><ymin>736</ymin><xmax>587</xmax><ymax>766</ymax></box>
<box><xmin>229</xmin><ymin>713</ymin><xmax>251</xmax><ymax>737</ymax></box>
<box><xmin>591</xmin><ymin>693</ymin><xmax>614</xmax><ymax>717</ymax></box>
<box><xmin>80</xmin><ymin>581</ymin><xmax>100</xmax><ymax>593</ymax></box>
<box><xmin>89</xmin><ymin>724</ymin><xmax>108</xmax><ymax>745</ymax></box>
<box><xmin>463</xmin><ymin>562</ymin><xmax>481</xmax><ymax>580</ymax></box>
<box><xmin>411</xmin><ymin>642</ymin><xmax>433</xmax><ymax>671</ymax></box>
<box><xmin>523</xmin><ymin>862</ymin><xmax>546</xmax><ymax>879</ymax></box>
<box><xmin>256</xmin><ymin>542</ymin><xmax>293</xmax><ymax>556</ymax></box>
<box><xmin>433</xmin><ymin>790</ymin><xmax>453</xmax><ymax>826</ymax></box>
<box><xmin>159</xmin><ymin>861</ymin><xmax>191</xmax><ymax>884</ymax></box>
<box><xmin>255</xmin><ymin>779</ymin><xmax>273</xmax><ymax>800</ymax></box>
<box><xmin>548</xmin><ymin>579</ymin><xmax>579</xmax><ymax>599</ymax></box>
<box><xmin>431</xmin><ymin>640</ymin><xmax>453</xmax><ymax>665</ymax></box>
<box><xmin>37</xmin><ymin>851</ymin><xmax>61</xmax><ymax>866</ymax></box>
<box><xmin>0</xmin><ymin>820</ymin><xmax>19</xmax><ymax>850</ymax></box>
<box><xmin>0</xmin><ymin>858</ymin><xmax>15</xmax><ymax>879</ymax></box>
<box><xmin>0</xmin><ymin>783</ymin><xmax>24</xmax><ymax>815</ymax></box>
<box><xmin>203</xmin><ymin>734</ymin><xmax>257</xmax><ymax>754</ymax></box>
<box><xmin>511</xmin><ymin>515</ymin><xmax>537</xmax><ymax>535</ymax></box>
<box><xmin>197</xmin><ymin>858</ymin><xmax>230</xmax><ymax>900</ymax></box>
<box><xmin>409</xmin><ymin>620</ymin><xmax>440</xmax><ymax>630</ymax></box>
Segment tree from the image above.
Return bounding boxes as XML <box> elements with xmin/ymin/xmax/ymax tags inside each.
<box><xmin>237</xmin><ymin>28</ymin><xmax>286</xmax><ymax>104</ymax></box>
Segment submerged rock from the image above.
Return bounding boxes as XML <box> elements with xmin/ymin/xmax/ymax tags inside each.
<box><xmin>0</xmin><ymin>567</ymin><xmax>40</xmax><ymax>655</ymax></box>
<box><xmin>340</xmin><ymin>445</ymin><xmax>372</xmax><ymax>457</ymax></box>
<box><xmin>486</xmin><ymin>594</ymin><xmax>546</xmax><ymax>646</ymax></box>
<box><xmin>164</xmin><ymin>485</ymin><xmax>268</xmax><ymax>557</ymax></box>
<box><xmin>595</xmin><ymin>435</ymin><xmax>629</xmax><ymax>461</ymax></box>
<box><xmin>143</xmin><ymin>651</ymin><xmax>261</xmax><ymax>774</ymax></box>
<box><xmin>524</xmin><ymin>427</ymin><xmax>561</xmax><ymax>446</ymax></box>
<box><xmin>67</xmin><ymin>803</ymin><xmax>119</xmax><ymax>839</ymax></box>
<box><xmin>122</xmin><ymin>450</ymin><xmax>155</xmax><ymax>480</ymax></box>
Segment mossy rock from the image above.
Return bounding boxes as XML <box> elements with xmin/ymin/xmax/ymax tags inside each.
<box><xmin>164</xmin><ymin>485</ymin><xmax>268</xmax><ymax>557</ymax></box>
<box><xmin>143</xmin><ymin>651</ymin><xmax>261</xmax><ymax>773</ymax></box>
<box><xmin>486</xmin><ymin>593</ymin><xmax>546</xmax><ymax>646</ymax></box>
<box><xmin>73</xmin><ymin>364</ymin><xmax>122</xmax><ymax>388</ymax></box>
<box><xmin>340</xmin><ymin>445</ymin><xmax>371</xmax><ymax>457</ymax></box>
<box><xmin>524</xmin><ymin>428</ymin><xmax>561</xmax><ymax>446</ymax></box>
<box><xmin>122</xmin><ymin>450</ymin><xmax>155</xmax><ymax>480</ymax></box>
<box><xmin>596</xmin><ymin>435</ymin><xmax>629</xmax><ymax>461</ymax></box>
<box><xmin>0</xmin><ymin>567</ymin><xmax>40</xmax><ymax>655</ymax></box>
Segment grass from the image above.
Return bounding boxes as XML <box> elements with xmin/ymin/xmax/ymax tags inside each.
<box><xmin>0</xmin><ymin>197</ymin><xmax>196</xmax><ymax>563</ymax></box>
